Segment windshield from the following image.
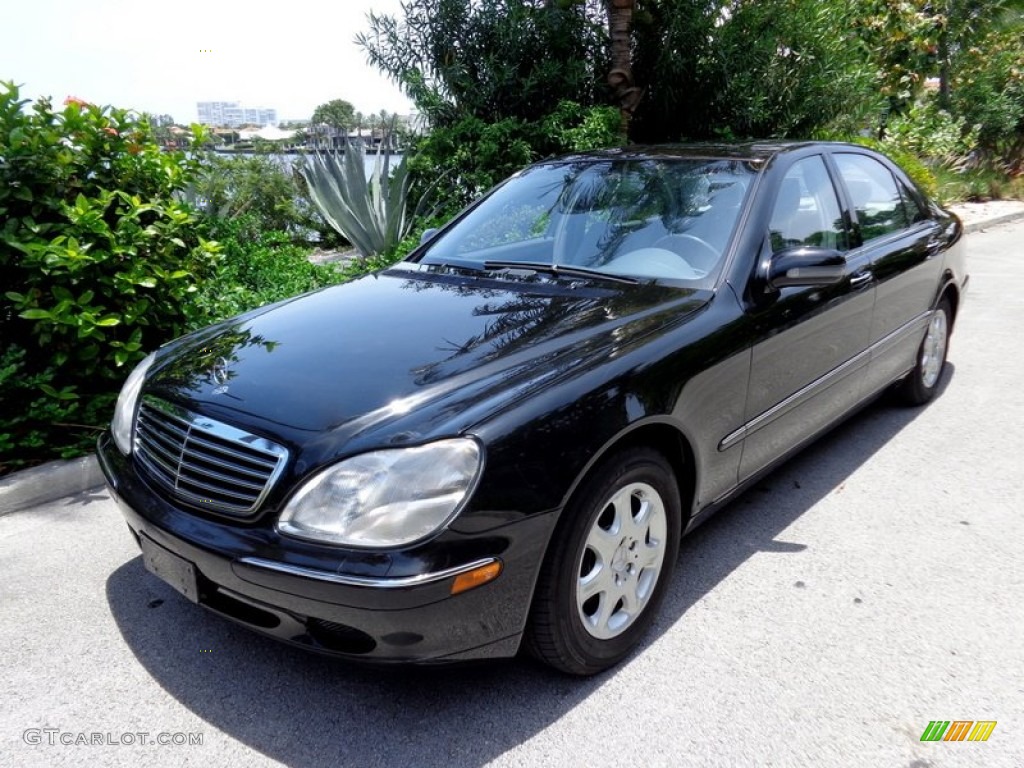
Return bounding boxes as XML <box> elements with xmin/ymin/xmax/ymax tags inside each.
<box><xmin>418</xmin><ymin>158</ymin><xmax>756</xmax><ymax>283</ymax></box>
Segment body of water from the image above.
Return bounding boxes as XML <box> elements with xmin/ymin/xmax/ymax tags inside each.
<box><xmin>217</xmin><ymin>151</ymin><xmax>403</xmax><ymax>178</ymax></box>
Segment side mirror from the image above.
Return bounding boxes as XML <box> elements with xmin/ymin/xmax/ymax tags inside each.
<box><xmin>768</xmin><ymin>246</ymin><xmax>845</xmax><ymax>289</ymax></box>
<box><xmin>419</xmin><ymin>228</ymin><xmax>439</xmax><ymax>245</ymax></box>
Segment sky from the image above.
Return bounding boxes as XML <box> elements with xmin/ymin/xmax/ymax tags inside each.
<box><xmin>1</xmin><ymin>0</ymin><xmax>415</xmax><ymax>123</ymax></box>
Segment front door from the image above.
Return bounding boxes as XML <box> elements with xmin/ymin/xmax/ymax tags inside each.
<box><xmin>737</xmin><ymin>154</ymin><xmax>875</xmax><ymax>481</ymax></box>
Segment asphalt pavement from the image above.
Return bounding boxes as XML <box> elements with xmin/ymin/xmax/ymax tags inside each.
<box><xmin>1</xmin><ymin>222</ymin><xmax>1022</xmax><ymax>768</ymax></box>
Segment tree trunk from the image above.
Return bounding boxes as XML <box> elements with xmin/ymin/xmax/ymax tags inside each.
<box><xmin>607</xmin><ymin>0</ymin><xmax>642</xmax><ymax>142</ymax></box>
<box><xmin>937</xmin><ymin>26</ymin><xmax>951</xmax><ymax>111</ymax></box>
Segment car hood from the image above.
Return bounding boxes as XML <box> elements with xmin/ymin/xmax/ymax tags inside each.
<box><xmin>146</xmin><ymin>265</ymin><xmax>708</xmax><ymax>451</ymax></box>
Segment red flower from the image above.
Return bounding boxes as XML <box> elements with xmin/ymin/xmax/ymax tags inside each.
<box><xmin>64</xmin><ymin>96</ymin><xmax>91</xmax><ymax>107</ymax></box>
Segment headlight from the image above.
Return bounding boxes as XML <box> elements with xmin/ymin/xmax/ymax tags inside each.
<box><xmin>277</xmin><ymin>439</ymin><xmax>482</xmax><ymax>548</ymax></box>
<box><xmin>111</xmin><ymin>351</ymin><xmax>156</xmax><ymax>455</ymax></box>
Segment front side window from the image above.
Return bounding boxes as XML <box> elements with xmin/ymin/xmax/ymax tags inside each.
<box><xmin>769</xmin><ymin>155</ymin><xmax>848</xmax><ymax>252</ymax></box>
<box><xmin>834</xmin><ymin>153</ymin><xmax>910</xmax><ymax>242</ymax></box>
<box><xmin>419</xmin><ymin>158</ymin><xmax>756</xmax><ymax>282</ymax></box>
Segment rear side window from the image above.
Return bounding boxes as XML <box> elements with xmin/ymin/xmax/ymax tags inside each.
<box><xmin>896</xmin><ymin>177</ymin><xmax>927</xmax><ymax>224</ymax></box>
<box><xmin>834</xmin><ymin>153</ymin><xmax>910</xmax><ymax>242</ymax></box>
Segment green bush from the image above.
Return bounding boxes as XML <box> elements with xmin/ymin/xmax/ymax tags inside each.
<box><xmin>409</xmin><ymin>101</ymin><xmax>623</xmax><ymax>218</ymax></box>
<box><xmin>408</xmin><ymin>114</ymin><xmax>539</xmax><ymax>215</ymax></box>
<box><xmin>359</xmin><ymin>0</ymin><xmax>608</xmax><ymax>129</ymax></box>
<box><xmin>932</xmin><ymin>164</ymin><xmax>1024</xmax><ymax>203</ymax></box>
<box><xmin>0</xmin><ymin>82</ymin><xmax>218</xmax><ymax>471</ymax></box>
<box><xmin>882</xmin><ymin>99</ymin><xmax>979</xmax><ymax>168</ymax></box>
<box><xmin>632</xmin><ymin>0</ymin><xmax>883</xmax><ymax>142</ymax></box>
<box><xmin>952</xmin><ymin>29</ymin><xmax>1024</xmax><ymax>167</ymax></box>
<box><xmin>186</xmin><ymin>150</ymin><xmax>341</xmax><ymax>245</ymax></box>
<box><xmin>850</xmin><ymin>136</ymin><xmax>939</xmax><ymax>200</ymax></box>
<box><xmin>542</xmin><ymin>101</ymin><xmax>621</xmax><ymax>153</ymax></box>
<box><xmin>188</xmin><ymin>216</ymin><xmax>347</xmax><ymax>326</ymax></box>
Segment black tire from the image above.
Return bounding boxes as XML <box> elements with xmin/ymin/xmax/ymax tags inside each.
<box><xmin>525</xmin><ymin>447</ymin><xmax>682</xmax><ymax>675</ymax></box>
<box><xmin>899</xmin><ymin>296</ymin><xmax>952</xmax><ymax>406</ymax></box>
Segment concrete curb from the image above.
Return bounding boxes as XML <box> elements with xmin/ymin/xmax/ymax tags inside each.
<box><xmin>0</xmin><ymin>454</ymin><xmax>104</xmax><ymax>517</ymax></box>
<box><xmin>960</xmin><ymin>209</ymin><xmax>1024</xmax><ymax>234</ymax></box>
<box><xmin>2</xmin><ymin>207</ymin><xmax>1022</xmax><ymax>517</ymax></box>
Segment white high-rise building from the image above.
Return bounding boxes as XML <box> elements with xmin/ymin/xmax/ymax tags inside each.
<box><xmin>196</xmin><ymin>101</ymin><xmax>278</xmax><ymax>127</ymax></box>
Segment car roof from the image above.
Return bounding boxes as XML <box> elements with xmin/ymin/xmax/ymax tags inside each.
<box><xmin>541</xmin><ymin>141</ymin><xmax>858</xmax><ymax>166</ymax></box>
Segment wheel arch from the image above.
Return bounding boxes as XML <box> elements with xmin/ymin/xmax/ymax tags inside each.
<box><xmin>939</xmin><ymin>279</ymin><xmax>960</xmax><ymax>330</ymax></box>
<box><xmin>559</xmin><ymin>419</ymin><xmax>698</xmax><ymax>534</ymax></box>
<box><xmin>524</xmin><ymin>422</ymin><xmax>692</xmax><ymax>673</ymax></box>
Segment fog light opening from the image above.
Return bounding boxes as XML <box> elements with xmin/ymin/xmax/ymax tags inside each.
<box><xmin>205</xmin><ymin>589</ymin><xmax>281</xmax><ymax>629</ymax></box>
<box><xmin>451</xmin><ymin>560</ymin><xmax>502</xmax><ymax>595</ymax></box>
<box><xmin>306</xmin><ymin>619</ymin><xmax>376</xmax><ymax>654</ymax></box>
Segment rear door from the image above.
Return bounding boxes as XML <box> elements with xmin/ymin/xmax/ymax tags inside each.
<box><xmin>830</xmin><ymin>151</ymin><xmax>945</xmax><ymax>392</ymax></box>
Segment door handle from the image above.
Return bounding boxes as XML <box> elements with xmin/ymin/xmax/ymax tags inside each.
<box><xmin>849</xmin><ymin>271</ymin><xmax>873</xmax><ymax>288</ymax></box>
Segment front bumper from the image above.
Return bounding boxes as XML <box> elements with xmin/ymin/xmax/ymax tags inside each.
<box><xmin>97</xmin><ymin>433</ymin><xmax>553</xmax><ymax>663</ymax></box>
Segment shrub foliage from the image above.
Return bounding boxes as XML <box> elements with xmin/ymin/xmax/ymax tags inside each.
<box><xmin>185</xmin><ymin>150</ymin><xmax>341</xmax><ymax>246</ymax></box>
<box><xmin>188</xmin><ymin>215</ymin><xmax>346</xmax><ymax>324</ymax></box>
<box><xmin>0</xmin><ymin>82</ymin><xmax>218</xmax><ymax>470</ymax></box>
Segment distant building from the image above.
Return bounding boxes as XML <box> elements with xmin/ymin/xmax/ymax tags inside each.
<box><xmin>196</xmin><ymin>101</ymin><xmax>234</xmax><ymax>125</ymax></box>
<box><xmin>196</xmin><ymin>101</ymin><xmax>278</xmax><ymax>127</ymax></box>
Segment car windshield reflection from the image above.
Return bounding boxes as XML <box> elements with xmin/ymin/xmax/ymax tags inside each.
<box><xmin>419</xmin><ymin>158</ymin><xmax>755</xmax><ymax>283</ymax></box>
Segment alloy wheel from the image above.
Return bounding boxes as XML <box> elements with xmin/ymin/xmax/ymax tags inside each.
<box><xmin>575</xmin><ymin>482</ymin><xmax>668</xmax><ymax>640</ymax></box>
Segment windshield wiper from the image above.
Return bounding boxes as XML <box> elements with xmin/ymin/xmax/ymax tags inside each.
<box><xmin>482</xmin><ymin>260</ymin><xmax>638</xmax><ymax>285</ymax></box>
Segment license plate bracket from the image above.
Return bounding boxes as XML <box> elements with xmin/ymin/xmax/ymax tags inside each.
<box><xmin>139</xmin><ymin>534</ymin><xmax>199</xmax><ymax>603</ymax></box>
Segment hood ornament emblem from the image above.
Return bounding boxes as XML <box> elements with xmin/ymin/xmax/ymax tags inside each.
<box><xmin>211</xmin><ymin>357</ymin><xmax>231</xmax><ymax>394</ymax></box>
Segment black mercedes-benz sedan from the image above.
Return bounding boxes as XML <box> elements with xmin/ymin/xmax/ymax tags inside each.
<box><xmin>98</xmin><ymin>142</ymin><xmax>967</xmax><ymax>675</ymax></box>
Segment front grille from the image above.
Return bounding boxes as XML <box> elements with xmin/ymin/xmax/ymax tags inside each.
<box><xmin>134</xmin><ymin>396</ymin><xmax>288</xmax><ymax>517</ymax></box>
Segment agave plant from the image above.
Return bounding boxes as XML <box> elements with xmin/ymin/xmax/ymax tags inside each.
<box><xmin>299</xmin><ymin>132</ymin><xmax>434</xmax><ymax>259</ymax></box>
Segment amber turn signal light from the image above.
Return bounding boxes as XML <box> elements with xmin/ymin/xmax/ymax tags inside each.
<box><xmin>451</xmin><ymin>561</ymin><xmax>502</xmax><ymax>595</ymax></box>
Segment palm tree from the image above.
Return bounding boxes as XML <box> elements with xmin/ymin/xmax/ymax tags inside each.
<box><xmin>378</xmin><ymin>110</ymin><xmax>392</xmax><ymax>152</ymax></box>
<box><xmin>607</xmin><ymin>0</ymin><xmax>643</xmax><ymax>140</ymax></box>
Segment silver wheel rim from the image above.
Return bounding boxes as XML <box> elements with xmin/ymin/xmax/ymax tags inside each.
<box><xmin>920</xmin><ymin>309</ymin><xmax>948</xmax><ymax>389</ymax></box>
<box><xmin>576</xmin><ymin>481</ymin><xmax>668</xmax><ymax>640</ymax></box>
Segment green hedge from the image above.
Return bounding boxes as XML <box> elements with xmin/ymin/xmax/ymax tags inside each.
<box><xmin>0</xmin><ymin>82</ymin><xmax>218</xmax><ymax>471</ymax></box>
<box><xmin>188</xmin><ymin>215</ymin><xmax>347</xmax><ymax>325</ymax></box>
